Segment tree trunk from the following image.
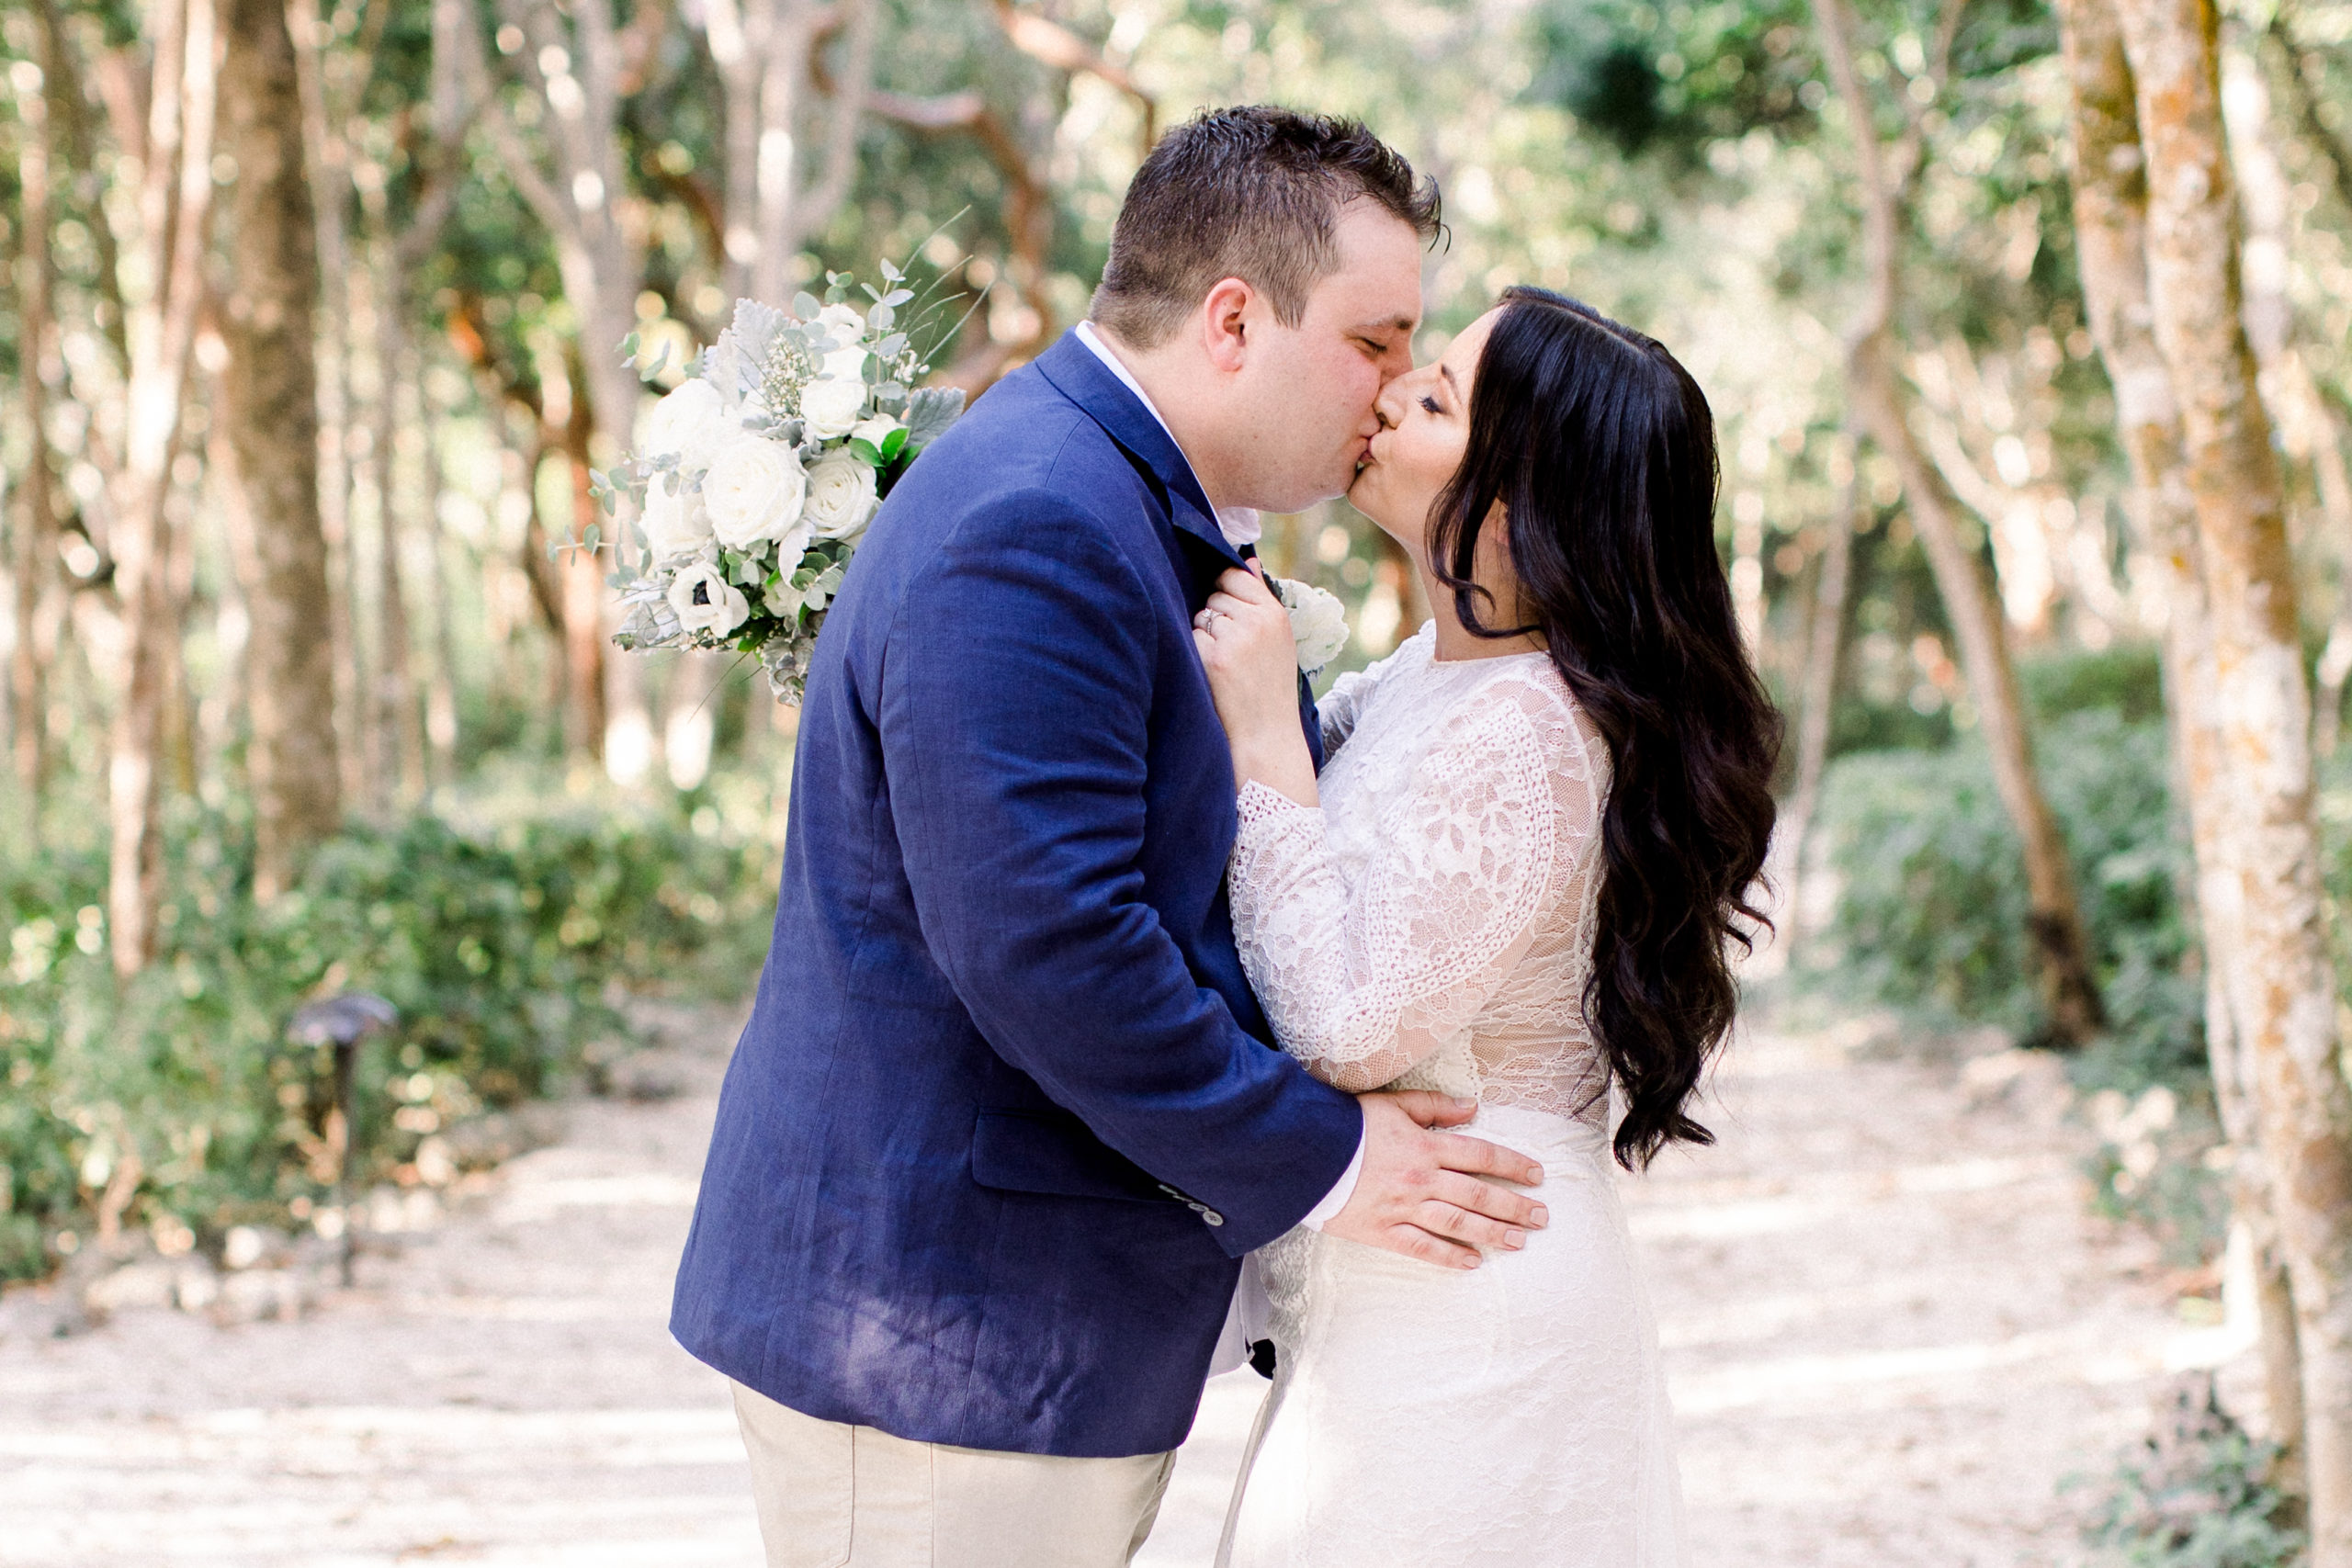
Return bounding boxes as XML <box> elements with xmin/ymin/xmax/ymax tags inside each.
<box><xmin>2053</xmin><ymin>0</ymin><xmax>2306</xmax><ymax>1476</ymax></box>
<box><xmin>108</xmin><ymin>0</ymin><xmax>219</xmax><ymax>976</ymax></box>
<box><xmin>477</xmin><ymin>0</ymin><xmax>658</xmax><ymax>780</ymax></box>
<box><xmin>701</xmin><ymin>0</ymin><xmax>877</xmax><ymax>303</ymax></box>
<box><xmin>2312</xmin><ymin>411</ymin><xmax>2352</xmax><ymax>756</ymax></box>
<box><xmin>216</xmin><ymin>0</ymin><xmax>342</xmax><ymax>899</ymax></box>
<box><xmin>288</xmin><ymin>0</ymin><xmax>365</xmax><ymax>807</ymax></box>
<box><xmin>2114</xmin><ymin>0</ymin><xmax>2352</xmax><ymax>1553</ymax></box>
<box><xmin>2215</xmin><ymin>38</ymin><xmax>2352</xmax><ymax>761</ymax></box>
<box><xmin>1772</xmin><ymin>432</ymin><xmax>1858</xmax><ymax>922</ymax></box>
<box><xmin>370</xmin><ymin>246</ymin><xmax>427</xmax><ymax>806</ymax></box>
<box><xmin>416</xmin><ymin>370</ymin><xmax>460</xmax><ymax>784</ymax></box>
<box><xmin>1813</xmin><ymin>0</ymin><xmax>2107</xmax><ymax>1046</ymax></box>
<box><xmin>560</xmin><ymin>398</ymin><xmax>607</xmax><ymax>762</ymax></box>
<box><xmin>8</xmin><ymin>47</ymin><xmax>62</xmax><ymax>807</ymax></box>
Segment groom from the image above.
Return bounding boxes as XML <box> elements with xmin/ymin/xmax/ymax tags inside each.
<box><xmin>673</xmin><ymin>107</ymin><xmax>1549</xmax><ymax>1566</ymax></box>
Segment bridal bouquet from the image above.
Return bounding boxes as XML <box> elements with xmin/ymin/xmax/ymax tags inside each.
<box><xmin>597</xmin><ymin>262</ymin><xmax>965</xmax><ymax>702</ymax></box>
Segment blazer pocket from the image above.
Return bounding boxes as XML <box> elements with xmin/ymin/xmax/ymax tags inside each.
<box><xmin>969</xmin><ymin>1110</ymin><xmax>1171</xmax><ymax>1205</ymax></box>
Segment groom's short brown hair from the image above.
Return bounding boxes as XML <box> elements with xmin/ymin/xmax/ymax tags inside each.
<box><xmin>1090</xmin><ymin>107</ymin><xmax>1442</xmax><ymax>349</ymax></box>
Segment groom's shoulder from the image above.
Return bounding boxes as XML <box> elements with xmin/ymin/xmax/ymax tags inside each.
<box><xmin>893</xmin><ymin>361</ymin><xmax>1151</xmax><ymax>526</ymax></box>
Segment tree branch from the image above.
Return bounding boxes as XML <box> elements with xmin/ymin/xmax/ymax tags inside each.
<box><xmin>992</xmin><ymin>0</ymin><xmax>1155</xmax><ymax>147</ymax></box>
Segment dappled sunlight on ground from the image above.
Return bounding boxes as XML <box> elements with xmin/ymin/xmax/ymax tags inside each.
<box><xmin>1139</xmin><ymin>1018</ymin><xmax>2259</xmax><ymax>1568</ymax></box>
<box><xmin>4</xmin><ymin>1006</ymin><xmax>2256</xmax><ymax>1567</ymax></box>
<box><xmin>0</xmin><ymin>1007</ymin><xmax>762</xmax><ymax>1568</ymax></box>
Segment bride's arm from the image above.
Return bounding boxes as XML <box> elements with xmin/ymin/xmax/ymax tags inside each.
<box><xmin>1193</xmin><ymin>567</ymin><xmax>1566</xmax><ymax>1089</ymax></box>
<box><xmin>1315</xmin><ymin>644</ymin><xmax>1405</xmax><ymax>756</ymax></box>
<box><xmin>1227</xmin><ymin>691</ymin><xmax>1563</xmax><ymax>1090</ymax></box>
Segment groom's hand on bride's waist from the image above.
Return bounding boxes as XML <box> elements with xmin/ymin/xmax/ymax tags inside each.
<box><xmin>1323</xmin><ymin>1093</ymin><xmax>1551</xmax><ymax>1269</ymax></box>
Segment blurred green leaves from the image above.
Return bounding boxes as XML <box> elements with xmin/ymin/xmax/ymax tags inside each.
<box><xmin>0</xmin><ymin>795</ymin><xmax>777</xmax><ymax>1280</ymax></box>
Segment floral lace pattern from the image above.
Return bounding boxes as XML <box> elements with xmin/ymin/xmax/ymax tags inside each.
<box><xmin>1218</xmin><ymin>625</ymin><xmax>1685</xmax><ymax>1568</ymax></box>
<box><xmin>1228</xmin><ymin>626</ymin><xmax>1611</xmax><ymax>1124</ymax></box>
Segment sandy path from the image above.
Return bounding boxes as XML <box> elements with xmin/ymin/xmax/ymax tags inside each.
<box><xmin>3</xmin><ymin>1010</ymin><xmax>2250</xmax><ymax>1566</ymax></box>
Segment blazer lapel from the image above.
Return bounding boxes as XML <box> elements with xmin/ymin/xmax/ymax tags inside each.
<box><xmin>1031</xmin><ymin>332</ymin><xmax>1322</xmax><ymax>770</ymax></box>
<box><xmin>1032</xmin><ymin>333</ymin><xmax>1246</xmax><ymax>571</ymax></box>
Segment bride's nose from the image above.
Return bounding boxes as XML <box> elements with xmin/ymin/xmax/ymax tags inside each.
<box><xmin>1373</xmin><ymin>382</ymin><xmax>1405</xmax><ymax>431</ymax></box>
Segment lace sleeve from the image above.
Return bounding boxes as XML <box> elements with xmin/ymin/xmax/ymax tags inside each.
<box><xmin>1316</xmin><ymin>669</ymin><xmax>1377</xmax><ymax>755</ymax></box>
<box><xmin>1313</xmin><ymin>634</ymin><xmax>1416</xmax><ymax>754</ymax></box>
<box><xmin>1227</xmin><ymin>688</ymin><xmax>1558</xmax><ymax>1092</ymax></box>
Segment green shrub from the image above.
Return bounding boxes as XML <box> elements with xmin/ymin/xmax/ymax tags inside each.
<box><xmin>2079</xmin><ymin>1378</ymin><xmax>2304</xmax><ymax>1568</ymax></box>
<box><xmin>2018</xmin><ymin>643</ymin><xmax>2167</xmax><ymax>726</ymax></box>
<box><xmin>1804</xmin><ymin>705</ymin><xmax>2199</xmax><ymax>1072</ymax></box>
<box><xmin>0</xmin><ymin>790</ymin><xmax>778</xmax><ymax>1280</ymax></box>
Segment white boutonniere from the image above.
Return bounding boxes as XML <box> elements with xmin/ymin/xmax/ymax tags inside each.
<box><xmin>1269</xmin><ymin>576</ymin><xmax>1350</xmax><ymax>676</ymax></box>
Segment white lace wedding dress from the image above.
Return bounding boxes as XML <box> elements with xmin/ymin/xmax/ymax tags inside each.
<box><xmin>1217</xmin><ymin>624</ymin><xmax>1685</xmax><ymax>1568</ymax></box>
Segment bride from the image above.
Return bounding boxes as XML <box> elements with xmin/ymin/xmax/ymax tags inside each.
<box><xmin>1191</xmin><ymin>287</ymin><xmax>1781</xmax><ymax>1566</ymax></box>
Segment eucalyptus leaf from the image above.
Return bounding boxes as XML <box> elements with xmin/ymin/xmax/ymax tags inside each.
<box><xmin>794</xmin><ymin>291</ymin><xmax>822</xmax><ymax>321</ymax></box>
<box><xmin>904</xmin><ymin>387</ymin><xmax>966</xmax><ymax>449</ymax></box>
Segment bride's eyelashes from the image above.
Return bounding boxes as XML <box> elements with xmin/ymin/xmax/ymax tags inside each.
<box><xmin>1419</xmin><ymin>393</ymin><xmax>1442</xmax><ymax>415</ymax></box>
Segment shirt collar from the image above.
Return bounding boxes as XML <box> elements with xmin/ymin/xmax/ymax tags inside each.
<box><xmin>1075</xmin><ymin>321</ymin><xmax>1263</xmax><ymax>551</ymax></box>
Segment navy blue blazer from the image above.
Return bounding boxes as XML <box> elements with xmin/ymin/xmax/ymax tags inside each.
<box><xmin>670</xmin><ymin>331</ymin><xmax>1363</xmax><ymax>1459</ymax></box>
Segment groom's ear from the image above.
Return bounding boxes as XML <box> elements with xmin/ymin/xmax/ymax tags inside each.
<box><xmin>1199</xmin><ymin>276</ymin><xmax>1256</xmax><ymax>373</ymax></box>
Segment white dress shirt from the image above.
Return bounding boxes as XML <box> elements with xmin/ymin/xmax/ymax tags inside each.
<box><xmin>1073</xmin><ymin>321</ymin><xmax>1365</xmax><ymax>1371</ymax></box>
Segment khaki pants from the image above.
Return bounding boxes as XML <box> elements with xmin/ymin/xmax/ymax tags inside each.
<box><xmin>731</xmin><ymin>1381</ymin><xmax>1175</xmax><ymax>1568</ymax></box>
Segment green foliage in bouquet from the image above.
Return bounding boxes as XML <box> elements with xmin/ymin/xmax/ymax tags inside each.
<box><xmin>0</xmin><ymin>796</ymin><xmax>777</xmax><ymax>1281</ymax></box>
<box><xmin>596</xmin><ymin>257</ymin><xmax>968</xmax><ymax>702</ymax></box>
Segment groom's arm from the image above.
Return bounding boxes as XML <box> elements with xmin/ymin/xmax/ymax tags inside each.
<box><xmin>877</xmin><ymin>491</ymin><xmax>1360</xmax><ymax>1257</ymax></box>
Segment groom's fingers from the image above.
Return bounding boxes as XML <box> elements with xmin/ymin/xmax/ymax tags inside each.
<box><xmin>1423</xmin><ymin>1168</ymin><xmax>1548</xmax><ymax>1234</ymax></box>
<box><xmin>1378</xmin><ymin>1222</ymin><xmax>1481</xmax><ymax>1270</ymax></box>
<box><xmin>1384</xmin><ymin>1089</ymin><xmax>1480</xmax><ymax>1128</ymax></box>
<box><xmin>1429</xmin><ymin>1130</ymin><xmax>1548</xmax><ymax>1193</ymax></box>
<box><xmin>1410</xmin><ymin>1199</ymin><xmax>1521</xmax><ymax>1255</ymax></box>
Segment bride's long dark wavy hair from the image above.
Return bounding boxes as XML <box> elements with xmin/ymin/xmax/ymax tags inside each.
<box><xmin>1430</xmin><ymin>288</ymin><xmax>1780</xmax><ymax>1170</ymax></box>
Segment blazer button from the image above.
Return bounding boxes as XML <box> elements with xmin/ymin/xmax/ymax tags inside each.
<box><xmin>1202</xmin><ymin>1210</ymin><xmax>1225</xmax><ymax>1226</ymax></box>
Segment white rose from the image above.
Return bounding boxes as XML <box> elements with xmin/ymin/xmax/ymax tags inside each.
<box><xmin>800</xmin><ymin>376</ymin><xmax>868</xmax><ymax>441</ymax></box>
<box><xmin>814</xmin><ymin>303</ymin><xmax>867</xmax><ymax>348</ymax></box>
<box><xmin>851</xmin><ymin>414</ymin><xmax>904</xmax><ymax>451</ymax></box>
<box><xmin>804</xmin><ymin>449</ymin><xmax>880</xmax><ymax>541</ymax></box>
<box><xmin>667</xmin><ymin>558</ymin><xmax>750</xmax><ymax>638</ymax></box>
<box><xmin>639</xmin><ymin>477</ymin><xmax>714</xmax><ymax>559</ymax></box>
<box><xmin>702</xmin><ymin>434</ymin><xmax>808</xmax><ymax>550</ymax></box>
<box><xmin>1279</xmin><ymin>579</ymin><xmax>1351</xmax><ymax>673</ymax></box>
<box><xmin>641</xmin><ymin>378</ymin><xmax>728</xmax><ymax>467</ymax></box>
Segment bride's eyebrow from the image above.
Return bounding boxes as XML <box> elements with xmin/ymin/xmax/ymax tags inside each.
<box><xmin>1439</xmin><ymin>364</ymin><xmax>1461</xmax><ymax>398</ymax></box>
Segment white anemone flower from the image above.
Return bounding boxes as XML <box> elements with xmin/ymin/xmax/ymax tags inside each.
<box><xmin>668</xmin><ymin>558</ymin><xmax>750</xmax><ymax>637</ymax></box>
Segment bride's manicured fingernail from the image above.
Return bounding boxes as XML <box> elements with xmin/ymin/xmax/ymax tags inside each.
<box><xmin>1531</xmin><ymin>1206</ymin><xmax>1550</xmax><ymax>1226</ymax></box>
<box><xmin>1505</xmin><ymin>1229</ymin><xmax>1526</xmax><ymax>1249</ymax></box>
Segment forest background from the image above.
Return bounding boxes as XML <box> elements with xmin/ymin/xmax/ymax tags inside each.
<box><xmin>6</xmin><ymin>0</ymin><xmax>2352</xmax><ymax>1556</ymax></box>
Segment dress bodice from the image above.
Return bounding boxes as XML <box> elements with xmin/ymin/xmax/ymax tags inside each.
<box><xmin>1227</xmin><ymin>623</ymin><xmax>1612</xmax><ymax>1130</ymax></box>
